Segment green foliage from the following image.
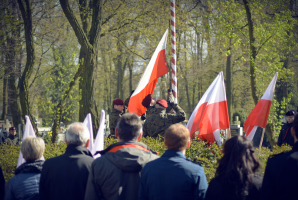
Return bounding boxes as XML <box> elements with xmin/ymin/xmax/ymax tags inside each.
<box><xmin>0</xmin><ymin>138</ymin><xmax>294</xmax><ymax>184</ymax></box>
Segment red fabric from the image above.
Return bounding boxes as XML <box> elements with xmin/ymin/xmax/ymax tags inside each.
<box><xmin>243</xmin><ymin>99</ymin><xmax>272</xmax><ymax>137</ymax></box>
<box><xmin>190</xmin><ymin>101</ymin><xmax>230</xmax><ymax>143</ymax></box>
<box><xmin>128</xmin><ymin>50</ymin><xmax>168</xmax><ymax>116</ymax></box>
<box><xmin>108</xmin><ymin>144</ymin><xmax>149</xmax><ymax>153</ymax></box>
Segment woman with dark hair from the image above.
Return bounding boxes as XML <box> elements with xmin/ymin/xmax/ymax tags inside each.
<box><xmin>205</xmin><ymin>136</ymin><xmax>262</xmax><ymax>200</ymax></box>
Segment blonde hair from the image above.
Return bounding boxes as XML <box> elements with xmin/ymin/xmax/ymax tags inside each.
<box><xmin>21</xmin><ymin>136</ymin><xmax>45</xmax><ymax>161</ymax></box>
<box><xmin>165</xmin><ymin>123</ymin><xmax>190</xmax><ymax>151</ymax></box>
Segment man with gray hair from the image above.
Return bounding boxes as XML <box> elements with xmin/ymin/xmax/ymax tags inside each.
<box><xmin>39</xmin><ymin>122</ymin><xmax>94</xmax><ymax>200</ymax></box>
<box><xmin>84</xmin><ymin>113</ymin><xmax>159</xmax><ymax>200</ymax></box>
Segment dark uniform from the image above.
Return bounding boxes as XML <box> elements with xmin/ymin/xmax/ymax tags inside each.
<box><xmin>143</xmin><ymin>104</ymin><xmax>186</xmax><ymax>138</ymax></box>
<box><xmin>109</xmin><ymin>108</ymin><xmax>123</xmax><ymax>137</ymax></box>
<box><xmin>260</xmin><ymin>142</ymin><xmax>298</xmax><ymax>200</ymax></box>
<box><xmin>277</xmin><ymin>122</ymin><xmax>294</xmax><ymax>146</ymax></box>
<box><xmin>4</xmin><ymin>134</ymin><xmax>20</xmax><ymax>146</ymax></box>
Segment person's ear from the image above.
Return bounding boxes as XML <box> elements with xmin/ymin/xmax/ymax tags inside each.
<box><xmin>115</xmin><ymin>128</ymin><xmax>119</xmax><ymax>138</ymax></box>
<box><xmin>85</xmin><ymin>139</ymin><xmax>90</xmax><ymax>148</ymax></box>
<box><xmin>164</xmin><ymin>140</ymin><xmax>167</xmax><ymax>147</ymax></box>
<box><xmin>186</xmin><ymin>139</ymin><xmax>191</xmax><ymax>148</ymax></box>
<box><xmin>137</xmin><ymin>132</ymin><xmax>143</xmax><ymax>141</ymax></box>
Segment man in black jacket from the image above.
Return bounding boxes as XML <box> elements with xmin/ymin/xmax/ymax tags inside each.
<box><xmin>39</xmin><ymin>122</ymin><xmax>94</xmax><ymax>200</ymax></box>
<box><xmin>261</xmin><ymin>114</ymin><xmax>298</xmax><ymax>200</ymax></box>
<box><xmin>277</xmin><ymin>110</ymin><xmax>296</xmax><ymax>146</ymax></box>
<box><xmin>84</xmin><ymin>113</ymin><xmax>159</xmax><ymax>200</ymax></box>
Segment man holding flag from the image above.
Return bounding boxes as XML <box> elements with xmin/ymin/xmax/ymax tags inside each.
<box><xmin>143</xmin><ymin>92</ymin><xmax>185</xmax><ymax>138</ymax></box>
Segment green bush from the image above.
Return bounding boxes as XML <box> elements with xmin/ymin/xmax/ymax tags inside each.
<box><xmin>0</xmin><ymin>138</ymin><xmax>293</xmax><ymax>183</ymax></box>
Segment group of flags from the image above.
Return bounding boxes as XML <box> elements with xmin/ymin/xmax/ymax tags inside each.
<box><xmin>17</xmin><ymin>28</ymin><xmax>278</xmax><ymax>167</ymax></box>
<box><xmin>127</xmin><ymin>29</ymin><xmax>278</xmax><ymax>144</ymax></box>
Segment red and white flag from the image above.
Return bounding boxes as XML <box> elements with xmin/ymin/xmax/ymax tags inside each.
<box><xmin>187</xmin><ymin>72</ymin><xmax>230</xmax><ymax>144</ymax></box>
<box><xmin>83</xmin><ymin>113</ymin><xmax>94</xmax><ymax>153</ymax></box>
<box><xmin>92</xmin><ymin>110</ymin><xmax>105</xmax><ymax>159</ymax></box>
<box><xmin>128</xmin><ymin>29</ymin><xmax>169</xmax><ymax>116</ymax></box>
<box><xmin>244</xmin><ymin>73</ymin><xmax>278</xmax><ymax>140</ymax></box>
<box><xmin>17</xmin><ymin>115</ymin><xmax>45</xmax><ymax>168</ymax></box>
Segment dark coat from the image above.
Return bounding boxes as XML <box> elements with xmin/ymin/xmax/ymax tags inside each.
<box><xmin>205</xmin><ymin>174</ymin><xmax>262</xmax><ymax>200</ymax></box>
<box><xmin>260</xmin><ymin>142</ymin><xmax>298</xmax><ymax>200</ymax></box>
<box><xmin>0</xmin><ymin>165</ymin><xmax>5</xmax><ymax>200</ymax></box>
<box><xmin>139</xmin><ymin>150</ymin><xmax>208</xmax><ymax>200</ymax></box>
<box><xmin>39</xmin><ymin>145</ymin><xmax>94</xmax><ymax>200</ymax></box>
<box><xmin>109</xmin><ymin>108</ymin><xmax>123</xmax><ymax>137</ymax></box>
<box><xmin>4</xmin><ymin>160</ymin><xmax>44</xmax><ymax>200</ymax></box>
<box><xmin>277</xmin><ymin>123</ymin><xmax>294</xmax><ymax>146</ymax></box>
<box><xmin>84</xmin><ymin>141</ymin><xmax>159</xmax><ymax>200</ymax></box>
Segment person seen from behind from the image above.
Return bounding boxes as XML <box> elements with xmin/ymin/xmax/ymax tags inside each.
<box><xmin>84</xmin><ymin>113</ymin><xmax>159</xmax><ymax>200</ymax></box>
<box><xmin>4</xmin><ymin>136</ymin><xmax>45</xmax><ymax>200</ymax></box>
<box><xmin>260</xmin><ymin>114</ymin><xmax>298</xmax><ymax>200</ymax></box>
<box><xmin>277</xmin><ymin>110</ymin><xmax>296</xmax><ymax>146</ymax></box>
<box><xmin>205</xmin><ymin>135</ymin><xmax>262</xmax><ymax>200</ymax></box>
<box><xmin>39</xmin><ymin>122</ymin><xmax>93</xmax><ymax>200</ymax></box>
<box><xmin>139</xmin><ymin>123</ymin><xmax>208</xmax><ymax>200</ymax></box>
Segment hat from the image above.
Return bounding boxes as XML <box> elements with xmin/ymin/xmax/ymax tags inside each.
<box><xmin>286</xmin><ymin>110</ymin><xmax>296</xmax><ymax>116</ymax></box>
<box><xmin>9</xmin><ymin>127</ymin><xmax>16</xmax><ymax>131</ymax></box>
<box><xmin>142</xmin><ymin>94</ymin><xmax>153</xmax><ymax>108</ymax></box>
<box><xmin>113</xmin><ymin>98</ymin><xmax>124</xmax><ymax>105</ymax></box>
<box><xmin>156</xmin><ymin>99</ymin><xmax>168</xmax><ymax>108</ymax></box>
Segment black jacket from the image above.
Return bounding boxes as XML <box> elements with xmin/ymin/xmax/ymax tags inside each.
<box><xmin>205</xmin><ymin>175</ymin><xmax>262</xmax><ymax>200</ymax></box>
<box><xmin>0</xmin><ymin>165</ymin><xmax>5</xmax><ymax>200</ymax></box>
<box><xmin>260</xmin><ymin>142</ymin><xmax>298</xmax><ymax>200</ymax></box>
<box><xmin>39</xmin><ymin>145</ymin><xmax>94</xmax><ymax>200</ymax></box>
<box><xmin>277</xmin><ymin>123</ymin><xmax>294</xmax><ymax>146</ymax></box>
<box><xmin>84</xmin><ymin>141</ymin><xmax>159</xmax><ymax>200</ymax></box>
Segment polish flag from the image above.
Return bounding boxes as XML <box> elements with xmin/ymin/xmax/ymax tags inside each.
<box><xmin>244</xmin><ymin>73</ymin><xmax>278</xmax><ymax>140</ymax></box>
<box><xmin>17</xmin><ymin>115</ymin><xmax>45</xmax><ymax>168</ymax></box>
<box><xmin>187</xmin><ymin>72</ymin><xmax>230</xmax><ymax>144</ymax></box>
<box><xmin>92</xmin><ymin>110</ymin><xmax>105</xmax><ymax>159</ymax></box>
<box><xmin>128</xmin><ymin>29</ymin><xmax>169</xmax><ymax>116</ymax></box>
<box><xmin>83</xmin><ymin>113</ymin><xmax>94</xmax><ymax>153</ymax></box>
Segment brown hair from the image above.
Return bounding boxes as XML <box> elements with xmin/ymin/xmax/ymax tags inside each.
<box><xmin>292</xmin><ymin>114</ymin><xmax>298</xmax><ymax>139</ymax></box>
<box><xmin>116</xmin><ymin>113</ymin><xmax>142</xmax><ymax>141</ymax></box>
<box><xmin>164</xmin><ymin>123</ymin><xmax>190</xmax><ymax>151</ymax></box>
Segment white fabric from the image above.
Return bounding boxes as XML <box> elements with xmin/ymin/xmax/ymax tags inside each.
<box><xmin>17</xmin><ymin>115</ymin><xmax>45</xmax><ymax>168</ymax></box>
<box><xmin>261</xmin><ymin>72</ymin><xmax>278</xmax><ymax>100</ymax></box>
<box><xmin>247</xmin><ymin>126</ymin><xmax>258</xmax><ymax>141</ymax></box>
<box><xmin>83</xmin><ymin>113</ymin><xmax>94</xmax><ymax>153</ymax></box>
<box><xmin>92</xmin><ymin>110</ymin><xmax>105</xmax><ymax>159</ymax></box>
<box><xmin>187</xmin><ymin>71</ymin><xmax>226</xmax><ymax>132</ymax></box>
<box><xmin>130</xmin><ymin>29</ymin><xmax>168</xmax><ymax>97</ymax></box>
<box><xmin>213</xmin><ymin>129</ymin><xmax>221</xmax><ymax>145</ymax></box>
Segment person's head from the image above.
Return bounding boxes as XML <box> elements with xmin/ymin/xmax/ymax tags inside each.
<box><xmin>164</xmin><ymin>123</ymin><xmax>190</xmax><ymax>154</ymax></box>
<box><xmin>21</xmin><ymin>136</ymin><xmax>45</xmax><ymax>162</ymax></box>
<box><xmin>286</xmin><ymin>110</ymin><xmax>296</xmax><ymax>123</ymax></box>
<box><xmin>216</xmin><ymin>136</ymin><xmax>260</xmax><ymax>197</ymax></box>
<box><xmin>113</xmin><ymin>98</ymin><xmax>124</xmax><ymax>112</ymax></box>
<box><xmin>9</xmin><ymin>127</ymin><xmax>16</xmax><ymax>136</ymax></box>
<box><xmin>155</xmin><ymin>99</ymin><xmax>167</xmax><ymax>110</ymax></box>
<box><xmin>115</xmin><ymin>113</ymin><xmax>142</xmax><ymax>142</ymax></box>
<box><xmin>65</xmin><ymin>122</ymin><xmax>90</xmax><ymax>147</ymax></box>
<box><xmin>291</xmin><ymin>114</ymin><xmax>298</xmax><ymax>143</ymax></box>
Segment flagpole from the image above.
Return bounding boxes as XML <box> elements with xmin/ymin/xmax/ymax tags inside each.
<box><xmin>170</xmin><ymin>0</ymin><xmax>177</xmax><ymax>103</ymax></box>
<box><xmin>259</xmin><ymin>128</ymin><xmax>265</xmax><ymax>149</ymax></box>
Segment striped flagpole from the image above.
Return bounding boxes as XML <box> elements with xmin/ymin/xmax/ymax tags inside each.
<box><xmin>170</xmin><ymin>0</ymin><xmax>177</xmax><ymax>103</ymax></box>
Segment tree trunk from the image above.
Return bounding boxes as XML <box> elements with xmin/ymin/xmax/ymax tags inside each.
<box><xmin>243</xmin><ymin>0</ymin><xmax>258</xmax><ymax>105</ymax></box>
<box><xmin>226</xmin><ymin>38</ymin><xmax>232</xmax><ymax>122</ymax></box>
<box><xmin>17</xmin><ymin>0</ymin><xmax>38</xmax><ymax>134</ymax></box>
<box><xmin>2</xmin><ymin>67</ymin><xmax>8</xmax><ymax>121</ymax></box>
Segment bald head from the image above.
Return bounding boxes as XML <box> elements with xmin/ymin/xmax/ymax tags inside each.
<box><xmin>164</xmin><ymin>123</ymin><xmax>190</xmax><ymax>151</ymax></box>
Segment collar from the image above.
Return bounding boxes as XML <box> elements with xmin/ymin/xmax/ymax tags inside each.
<box><xmin>65</xmin><ymin>144</ymin><xmax>93</xmax><ymax>158</ymax></box>
<box><xmin>15</xmin><ymin>160</ymin><xmax>44</xmax><ymax>175</ymax></box>
<box><xmin>95</xmin><ymin>141</ymin><xmax>157</xmax><ymax>156</ymax></box>
<box><xmin>112</xmin><ymin>108</ymin><xmax>123</xmax><ymax>114</ymax></box>
<box><xmin>162</xmin><ymin>150</ymin><xmax>186</xmax><ymax>158</ymax></box>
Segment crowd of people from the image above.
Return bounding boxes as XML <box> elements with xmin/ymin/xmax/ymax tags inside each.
<box><xmin>0</xmin><ymin>111</ymin><xmax>298</xmax><ymax>200</ymax></box>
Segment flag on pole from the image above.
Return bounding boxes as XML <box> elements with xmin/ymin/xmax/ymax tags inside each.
<box><xmin>187</xmin><ymin>72</ymin><xmax>230</xmax><ymax>144</ymax></box>
<box><xmin>92</xmin><ymin>110</ymin><xmax>105</xmax><ymax>159</ymax></box>
<box><xmin>128</xmin><ymin>29</ymin><xmax>169</xmax><ymax>116</ymax></box>
<box><xmin>83</xmin><ymin>113</ymin><xmax>94</xmax><ymax>153</ymax></box>
<box><xmin>17</xmin><ymin>115</ymin><xmax>45</xmax><ymax>168</ymax></box>
<box><xmin>244</xmin><ymin>73</ymin><xmax>278</xmax><ymax>140</ymax></box>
